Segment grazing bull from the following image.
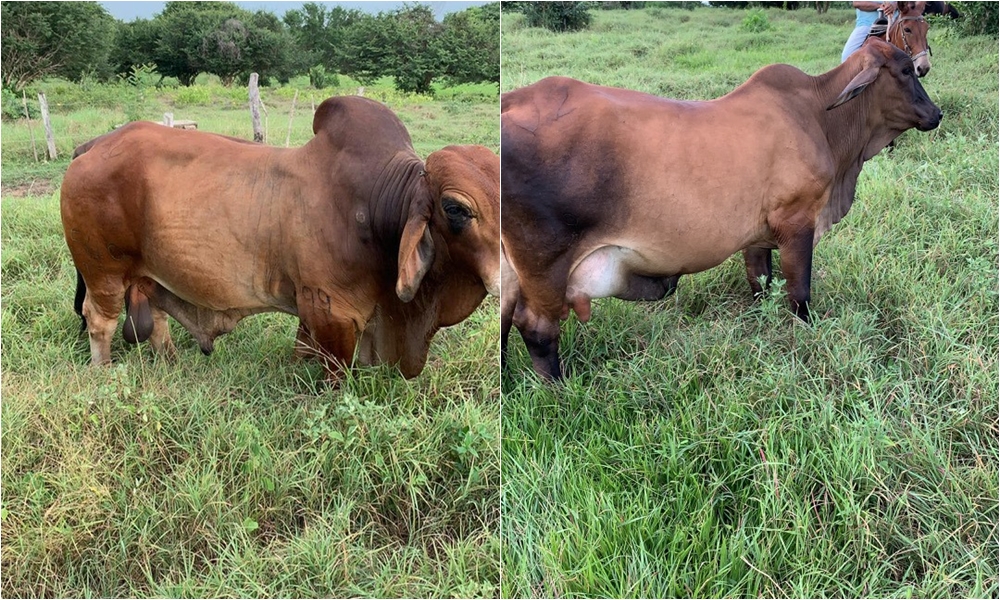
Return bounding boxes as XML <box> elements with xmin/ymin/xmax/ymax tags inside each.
<box><xmin>500</xmin><ymin>38</ymin><xmax>941</xmax><ymax>380</ymax></box>
<box><xmin>62</xmin><ymin>96</ymin><xmax>500</xmax><ymax>380</ymax></box>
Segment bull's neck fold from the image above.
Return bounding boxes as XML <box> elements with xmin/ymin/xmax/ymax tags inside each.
<box><xmin>369</xmin><ymin>153</ymin><xmax>429</xmax><ymax>246</ymax></box>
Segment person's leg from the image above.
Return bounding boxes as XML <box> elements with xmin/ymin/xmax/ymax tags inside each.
<box><xmin>841</xmin><ymin>25</ymin><xmax>871</xmax><ymax>62</ymax></box>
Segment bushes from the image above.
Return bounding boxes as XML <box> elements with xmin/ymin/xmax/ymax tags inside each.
<box><xmin>949</xmin><ymin>2</ymin><xmax>999</xmax><ymax>38</ymax></box>
<box><xmin>2</xmin><ymin>87</ymin><xmax>38</xmax><ymax>120</ymax></box>
<box><xmin>508</xmin><ymin>2</ymin><xmax>592</xmax><ymax>32</ymax></box>
<box><xmin>308</xmin><ymin>65</ymin><xmax>339</xmax><ymax>89</ymax></box>
<box><xmin>740</xmin><ymin>9</ymin><xmax>772</xmax><ymax>33</ymax></box>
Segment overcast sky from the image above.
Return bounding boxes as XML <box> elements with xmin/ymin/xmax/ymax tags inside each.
<box><xmin>100</xmin><ymin>1</ymin><xmax>490</xmax><ymax>21</ymax></box>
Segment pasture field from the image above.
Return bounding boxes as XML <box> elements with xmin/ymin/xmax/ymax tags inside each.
<box><xmin>1</xmin><ymin>77</ymin><xmax>500</xmax><ymax>597</ymax></box>
<box><xmin>501</xmin><ymin>5</ymin><xmax>998</xmax><ymax>599</ymax></box>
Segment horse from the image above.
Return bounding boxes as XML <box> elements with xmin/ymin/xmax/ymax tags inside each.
<box><xmin>864</xmin><ymin>1</ymin><xmax>932</xmax><ymax>77</ymax></box>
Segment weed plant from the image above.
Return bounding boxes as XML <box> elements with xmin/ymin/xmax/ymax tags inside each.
<box><xmin>501</xmin><ymin>5</ymin><xmax>998</xmax><ymax>598</ymax></box>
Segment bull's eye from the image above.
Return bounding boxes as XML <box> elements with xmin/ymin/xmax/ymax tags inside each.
<box><xmin>442</xmin><ymin>198</ymin><xmax>473</xmax><ymax>233</ymax></box>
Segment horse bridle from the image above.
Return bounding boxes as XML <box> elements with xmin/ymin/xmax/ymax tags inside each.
<box><xmin>888</xmin><ymin>14</ymin><xmax>932</xmax><ymax>61</ymax></box>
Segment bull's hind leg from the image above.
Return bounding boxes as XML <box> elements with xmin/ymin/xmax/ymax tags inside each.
<box><xmin>514</xmin><ymin>298</ymin><xmax>563</xmax><ymax>381</ymax></box>
<box><xmin>147</xmin><ymin>305</ymin><xmax>176</xmax><ymax>358</ymax></box>
<box><xmin>507</xmin><ymin>252</ymin><xmax>572</xmax><ymax>381</ymax></box>
<box><xmin>743</xmin><ymin>246</ymin><xmax>774</xmax><ymax>299</ymax></box>
<box><xmin>511</xmin><ymin>283</ymin><xmax>565</xmax><ymax>381</ymax></box>
<box><xmin>81</xmin><ymin>283</ymin><xmax>125</xmax><ymax>365</ymax></box>
<box><xmin>500</xmin><ymin>252</ymin><xmax>520</xmax><ymax>370</ymax></box>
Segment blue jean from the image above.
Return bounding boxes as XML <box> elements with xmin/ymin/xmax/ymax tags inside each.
<box><xmin>841</xmin><ymin>25</ymin><xmax>871</xmax><ymax>63</ymax></box>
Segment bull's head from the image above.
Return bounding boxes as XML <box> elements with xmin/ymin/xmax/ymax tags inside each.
<box><xmin>827</xmin><ymin>38</ymin><xmax>942</xmax><ymax>133</ymax></box>
<box><xmin>366</xmin><ymin>144</ymin><xmax>500</xmax><ymax>377</ymax></box>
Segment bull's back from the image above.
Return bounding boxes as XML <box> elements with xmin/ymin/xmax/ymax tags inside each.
<box><xmin>502</xmin><ymin>75</ymin><xmax>830</xmax><ymax>283</ymax></box>
<box><xmin>61</xmin><ymin>122</ymin><xmax>306</xmax><ymax>311</ymax></box>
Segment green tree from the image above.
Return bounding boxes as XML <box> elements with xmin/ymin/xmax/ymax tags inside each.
<box><xmin>152</xmin><ymin>3</ymin><xmax>228</xmax><ymax>85</ymax></box>
<box><xmin>1</xmin><ymin>1</ymin><xmax>116</xmax><ymax>90</ymax></box>
<box><xmin>439</xmin><ymin>3</ymin><xmax>500</xmax><ymax>87</ymax></box>
<box><xmin>948</xmin><ymin>2</ymin><xmax>999</xmax><ymax>38</ymax></box>
<box><xmin>284</xmin><ymin>3</ymin><xmax>364</xmax><ymax>76</ymax></box>
<box><xmin>343</xmin><ymin>5</ymin><xmax>444</xmax><ymax>95</ymax></box>
<box><xmin>109</xmin><ymin>18</ymin><xmax>159</xmax><ymax>77</ymax></box>
<box><xmin>151</xmin><ymin>2</ymin><xmax>296</xmax><ymax>86</ymax></box>
<box><xmin>199</xmin><ymin>11</ymin><xmax>295</xmax><ymax>85</ymax></box>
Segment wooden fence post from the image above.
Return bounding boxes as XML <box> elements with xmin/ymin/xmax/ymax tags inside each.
<box><xmin>285</xmin><ymin>90</ymin><xmax>298</xmax><ymax>148</ymax></box>
<box><xmin>37</xmin><ymin>92</ymin><xmax>57</xmax><ymax>160</ymax></box>
<box><xmin>23</xmin><ymin>91</ymin><xmax>38</xmax><ymax>162</ymax></box>
<box><xmin>248</xmin><ymin>73</ymin><xmax>264</xmax><ymax>143</ymax></box>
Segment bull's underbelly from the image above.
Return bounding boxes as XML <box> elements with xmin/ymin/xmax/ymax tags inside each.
<box><xmin>137</xmin><ymin>245</ymin><xmax>297</xmax><ymax>317</ymax></box>
<box><xmin>566</xmin><ymin>233</ymin><xmax>748</xmax><ymax>301</ymax></box>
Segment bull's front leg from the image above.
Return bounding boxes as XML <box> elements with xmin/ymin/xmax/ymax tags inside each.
<box><xmin>774</xmin><ymin>226</ymin><xmax>815</xmax><ymax>322</ymax></box>
<box><xmin>513</xmin><ymin>295</ymin><xmax>563</xmax><ymax>381</ymax></box>
<box><xmin>742</xmin><ymin>246</ymin><xmax>773</xmax><ymax>299</ymax></box>
<box><xmin>296</xmin><ymin>285</ymin><xmax>362</xmax><ymax>382</ymax></box>
<box><xmin>500</xmin><ymin>255</ymin><xmax>520</xmax><ymax>371</ymax></box>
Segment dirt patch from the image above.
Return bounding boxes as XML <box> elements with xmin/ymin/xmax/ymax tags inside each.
<box><xmin>1</xmin><ymin>179</ymin><xmax>57</xmax><ymax>198</ymax></box>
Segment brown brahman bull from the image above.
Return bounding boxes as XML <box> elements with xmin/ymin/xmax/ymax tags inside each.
<box><xmin>62</xmin><ymin>96</ymin><xmax>499</xmax><ymax>381</ymax></box>
<box><xmin>500</xmin><ymin>38</ymin><xmax>941</xmax><ymax>380</ymax></box>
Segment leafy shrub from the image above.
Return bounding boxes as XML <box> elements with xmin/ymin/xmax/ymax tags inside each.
<box><xmin>2</xmin><ymin>87</ymin><xmax>38</xmax><ymax>120</ymax></box>
<box><xmin>171</xmin><ymin>86</ymin><xmax>213</xmax><ymax>107</ymax></box>
<box><xmin>516</xmin><ymin>2</ymin><xmax>592</xmax><ymax>32</ymax></box>
<box><xmin>308</xmin><ymin>65</ymin><xmax>327</xmax><ymax>89</ymax></box>
<box><xmin>948</xmin><ymin>2</ymin><xmax>999</xmax><ymax>38</ymax></box>
<box><xmin>118</xmin><ymin>64</ymin><xmax>156</xmax><ymax>122</ymax></box>
<box><xmin>740</xmin><ymin>9</ymin><xmax>772</xmax><ymax>33</ymax></box>
<box><xmin>307</xmin><ymin>65</ymin><xmax>338</xmax><ymax>89</ymax></box>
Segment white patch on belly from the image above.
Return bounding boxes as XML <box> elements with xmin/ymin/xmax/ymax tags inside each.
<box><xmin>566</xmin><ymin>245</ymin><xmax>637</xmax><ymax>301</ymax></box>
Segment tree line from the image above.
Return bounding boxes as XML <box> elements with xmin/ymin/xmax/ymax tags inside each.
<box><xmin>1</xmin><ymin>1</ymin><xmax>499</xmax><ymax>94</ymax></box>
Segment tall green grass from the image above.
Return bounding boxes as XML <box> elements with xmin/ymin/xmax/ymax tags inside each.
<box><xmin>1</xmin><ymin>82</ymin><xmax>500</xmax><ymax>597</ymax></box>
<box><xmin>501</xmin><ymin>5</ymin><xmax>997</xmax><ymax>598</ymax></box>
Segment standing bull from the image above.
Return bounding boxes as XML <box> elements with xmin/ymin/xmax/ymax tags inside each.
<box><xmin>62</xmin><ymin>96</ymin><xmax>500</xmax><ymax>380</ymax></box>
<box><xmin>501</xmin><ymin>38</ymin><xmax>941</xmax><ymax>380</ymax></box>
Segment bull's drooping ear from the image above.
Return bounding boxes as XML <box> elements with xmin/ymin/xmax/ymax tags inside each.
<box><xmin>396</xmin><ymin>184</ymin><xmax>435</xmax><ymax>303</ymax></box>
<box><xmin>827</xmin><ymin>61</ymin><xmax>882</xmax><ymax>110</ymax></box>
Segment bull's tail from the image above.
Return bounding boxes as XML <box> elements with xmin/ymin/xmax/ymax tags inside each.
<box><xmin>71</xmin><ymin>135</ymin><xmax>103</xmax><ymax>334</ymax></box>
<box><xmin>74</xmin><ymin>269</ymin><xmax>87</xmax><ymax>331</ymax></box>
<box><xmin>71</xmin><ymin>131</ymin><xmax>112</xmax><ymax>160</ymax></box>
<box><xmin>123</xmin><ymin>285</ymin><xmax>153</xmax><ymax>344</ymax></box>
